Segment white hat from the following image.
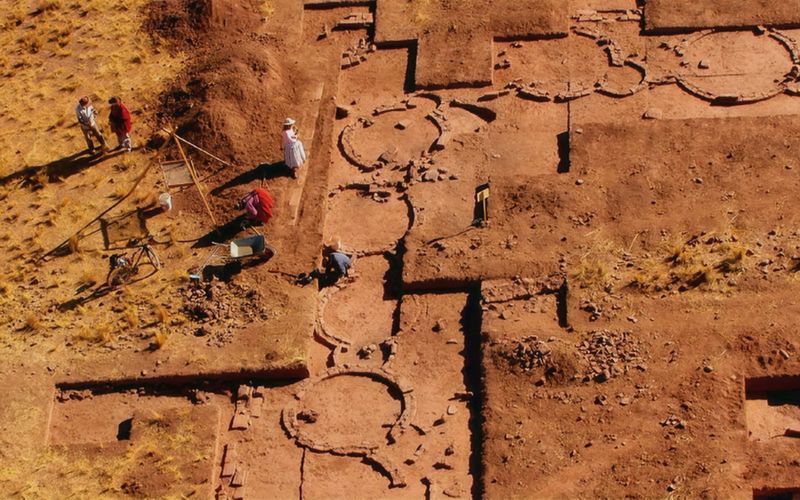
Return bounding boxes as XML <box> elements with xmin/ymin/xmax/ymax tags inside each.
<box><xmin>284</xmin><ymin>117</ymin><xmax>296</xmax><ymax>126</ymax></box>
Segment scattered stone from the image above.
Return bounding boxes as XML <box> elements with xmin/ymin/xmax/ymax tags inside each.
<box><xmin>576</xmin><ymin>178</ymin><xmax>584</xmax><ymax>185</ymax></box>
<box><xmin>422</xmin><ymin>170</ymin><xmax>439</xmax><ymax>182</ymax></box>
<box><xmin>698</xmin><ymin>59</ymin><xmax>710</xmax><ymax>69</ymax></box>
<box><xmin>661</xmin><ymin>415</ymin><xmax>687</xmax><ymax>429</ymax></box>
<box><xmin>703</xmin><ymin>365</ymin><xmax>714</xmax><ymax>373</ymax></box>
<box><xmin>405</xmin><ymin>444</ymin><xmax>426</xmax><ymax>464</ymax></box>
<box><xmin>499</xmin><ymin>335</ymin><xmax>553</xmax><ymax>371</ymax></box>
<box><xmin>578</xmin><ymin>330</ymin><xmax>642</xmax><ymax>382</ymax></box>
<box><xmin>358</xmin><ymin>344</ymin><xmax>377</xmax><ymax>359</ymax></box>
<box><xmin>432</xmin><ymin>319</ymin><xmax>446</xmax><ymax>332</ymax></box>
<box><xmin>443</xmin><ymin>486</ymin><xmax>465</xmax><ymax>498</ymax></box>
<box><xmin>447</xmin><ymin>404</ymin><xmax>457</xmax><ymax>415</ymax></box>
<box><xmin>395</xmin><ymin>120</ymin><xmax>411</xmax><ymax>130</ymax></box>
<box><xmin>298</xmin><ymin>409</ymin><xmax>319</xmax><ymax>423</ymax></box>
<box><xmin>643</xmin><ymin>108</ymin><xmax>663</xmax><ymax>120</ymax></box>
<box><xmin>412</xmin><ymin>423</ymin><xmax>430</xmax><ymax>435</ymax></box>
<box><xmin>444</xmin><ymin>444</ymin><xmax>455</xmax><ymax>456</ymax></box>
<box><xmin>378</xmin><ymin>146</ymin><xmax>397</xmax><ymax>165</ymax></box>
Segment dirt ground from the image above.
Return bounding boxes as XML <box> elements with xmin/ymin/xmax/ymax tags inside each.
<box><xmin>2</xmin><ymin>0</ymin><xmax>800</xmax><ymax>498</ymax></box>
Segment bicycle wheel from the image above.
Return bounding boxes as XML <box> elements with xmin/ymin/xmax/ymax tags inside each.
<box><xmin>107</xmin><ymin>266</ymin><xmax>135</xmax><ymax>287</ymax></box>
<box><xmin>144</xmin><ymin>246</ymin><xmax>162</xmax><ymax>270</ymax></box>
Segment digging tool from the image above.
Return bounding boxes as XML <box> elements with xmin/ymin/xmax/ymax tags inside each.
<box><xmin>189</xmin><ymin>246</ymin><xmax>224</xmax><ymax>282</ymax></box>
<box><xmin>161</xmin><ymin>128</ymin><xmax>233</xmax><ymax>168</ymax></box>
<box><xmin>474</xmin><ymin>181</ymin><xmax>491</xmax><ymax>224</ymax></box>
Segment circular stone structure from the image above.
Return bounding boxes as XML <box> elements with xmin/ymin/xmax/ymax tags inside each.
<box><xmin>339</xmin><ymin>95</ymin><xmax>444</xmax><ymax>173</ymax></box>
<box><xmin>281</xmin><ymin>366</ymin><xmax>415</xmax><ymax>487</ymax></box>
<box><xmin>353</xmin><ymin>109</ymin><xmax>439</xmax><ymax>163</ymax></box>
<box><xmin>295</xmin><ymin>373</ymin><xmax>401</xmax><ymax>447</ymax></box>
<box><xmin>676</xmin><ymin>30</ymin><xmax>795</xmax><ymax>103</ymax></box>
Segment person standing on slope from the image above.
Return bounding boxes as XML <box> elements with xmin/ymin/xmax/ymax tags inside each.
<box><xmin>108</xmin><ymin>96</ymin><xmax>133</xmax><ymax>153</ymax></box>
<box><xmin>282</xmin><ymin>117</ymin><xmax>307</xmax><ymax>179</ymax></box>
<box><xmin>76</xmin><ymin>96</ymin><xmax>107</xmax><ymax>154</ymax></box>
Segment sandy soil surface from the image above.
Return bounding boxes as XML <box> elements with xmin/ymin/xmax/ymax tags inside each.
<box><xmin>2</xmin><ymin>0</ymin><xmax>800</xmax><ymax>498</ymax></box>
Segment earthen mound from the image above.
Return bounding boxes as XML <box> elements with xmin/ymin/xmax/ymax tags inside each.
<box><xmin>145</xmin><ymin>0</ymin><xmax>263</xmax><ymax>49</ymax></box>
<box><xmin>145</xmin><ymin>0</ymin><xmax>293</xmax><ymax>210</ymax></box>
<box><xmin>161</xmin><ymin>42</ymin><xmax>291</xmax><ymax>167</ymax></box>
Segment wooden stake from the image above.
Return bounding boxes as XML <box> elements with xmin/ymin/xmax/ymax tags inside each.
<box><xmin>164</xmin><ymin>128</ymin><xmax>233</xmax><ymax>168</ymax></box>
<box><xmin>174</xmin><ymin>133</ymin><xmax>218</xmax><ymax>226</ymax></box>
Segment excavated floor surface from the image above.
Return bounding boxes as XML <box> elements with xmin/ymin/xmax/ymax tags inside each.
<box><xmin>3</xmin><ymin>0</ymin><xmax>800</xmax><ymax>498</ymax></box>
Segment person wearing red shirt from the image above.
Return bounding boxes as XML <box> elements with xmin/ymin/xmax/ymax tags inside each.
<box><xmin>108</xmin><ymin>96</ymin><xmax>133</xmax><ymax>152</ymax></box>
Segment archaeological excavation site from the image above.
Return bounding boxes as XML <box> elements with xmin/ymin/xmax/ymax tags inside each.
<box><xmin>1</xmin><ymin>0</ymin><xmax>800</xmax><ymax>498</ymax></box>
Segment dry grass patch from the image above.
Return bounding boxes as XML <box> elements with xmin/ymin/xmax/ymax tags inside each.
<box><xmin>629</xmin><ymin>232</ymin><xmax>750</xmax><ymax>292</ymax></box>
<box><xmin>0</xmin><ymin>0</ymin><xmax>183</xmax><ymax>171</ymax></box>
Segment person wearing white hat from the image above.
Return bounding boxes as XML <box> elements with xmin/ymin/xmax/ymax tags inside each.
<box><xmin>282</xmin><ymin>117</ymin><xmax>307</xmax><ymax>179</ymax></box>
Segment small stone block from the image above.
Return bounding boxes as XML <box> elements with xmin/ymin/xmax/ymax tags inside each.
<box><xmin>230</xmin><ymin>412</ymin><xmax>249</xmax><ymax>431</ymax></box>
<box><xmin>221</xmin><ymin>444</ymin><xmax>237</xmax><ymax>477</ymax></box>
<box><xmin>250</xmin><ymin>397</ymin><xmax>263</xmax><ymax>418</ymax></box>
<box><xmin>231</xmin><ymin>467</ymin><xmax>248</xmax><ymax>488</ymax></box>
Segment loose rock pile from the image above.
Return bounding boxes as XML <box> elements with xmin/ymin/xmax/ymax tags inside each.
<box><xmin>577</xmin><ymin>330</ymin><xmax>645</xmax><ymax>382</ymax></box>
<box><xmin>497</xmin><ymin>329</ymin><xmax>646</xmax><ymax>384</ymax></box>
<box><xmin>179</xmin><ymin>281</ymin><xmax>269</xmax><ymax>346</ymax></box>
<box><xmin>500</xmin><ymin>335</ymin><xmax>555</xmax><ymax>371</ymax></box>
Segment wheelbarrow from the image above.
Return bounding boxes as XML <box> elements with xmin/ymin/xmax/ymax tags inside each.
<box><xmin>189</xmin><ymin>231</ymin><xmax>277</xmax><ymax>281</ymax></box>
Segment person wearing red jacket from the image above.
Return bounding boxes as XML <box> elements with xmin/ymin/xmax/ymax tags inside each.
<box><xmin>108</xmin><ymin>96</ymin><xmax>133</xmax><ymax>152</ymax></box>
<box><xmin>236</xmin><ymin>187</ymin><xmax>274</xmax><ymax>226</ymax></box>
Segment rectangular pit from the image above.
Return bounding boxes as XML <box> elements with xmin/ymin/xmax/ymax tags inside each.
<box><xmin>754</xmin><ymin>487</ymin><xmax>800</xmax><ymax>500</ymax></box>
<box><xmin>745</xmin><ymin>375</ymin><xmax>800</xmax><ymax>442</ymax></box>
<box><xmin>645</xmin><ymin>0</ymin><xmax>800</xmax><ymax>31</ymax></box>
<box><xmin>48</xmin><ymin>378</ymin><xmax>304</xmax><ymax>499</ymax></box>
